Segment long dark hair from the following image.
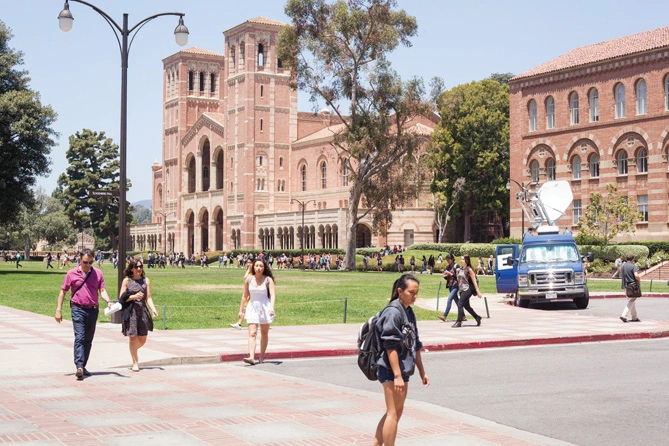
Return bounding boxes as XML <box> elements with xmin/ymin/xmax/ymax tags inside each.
<box><xmin>252</xmin><ymin>258</ymin><xmax>275</xmax><ymax>282</ymax></box>
<box><xmin>124</xmin><ymin>258</ymin><xmax>145</xmax><ymax>278</ymax></box>
<box><xmin>390</xmin><ymin>274</ymin><xmax>419</xmax><ymax>302</ymax></box>
<box><xmin>462</xmin><ymin>254</ymin><xmax>473</xmax><ymax>269</ymax></box>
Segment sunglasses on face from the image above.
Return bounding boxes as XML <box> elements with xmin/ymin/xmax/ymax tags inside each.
<box><xmin>81</xmin><ymin>261</ymin><xmax>93</xmax><ymax>265</ymax></box>
<box><xmin>134</xmin><ymin>265</ymin><xmax>143</xmax><ymax>269</ymax></box>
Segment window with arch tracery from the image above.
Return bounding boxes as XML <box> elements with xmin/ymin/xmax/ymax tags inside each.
<box><xmin>615</xmin><ymin>83</ymin><xmax>626</xmax><ymax>118</ymax></box>
<box><xmin>589</xmin><ymin>154</ymin><xmax>600</xmax><ymax>177</ymax></box>
<box><xmin>545</xmin><ymin>96</ymin><xmax>555</xmax><ymax>129</ymax></box>
<box><xmin>239</xmin><ymin>42</ymin><xmax>245</xmax><ymax>66</ymax></box>
<box><xmin>188</xmin><ymin>71</ymin><xmax>194</xmax><ymax>91</ymax></box>
<box><xmin>636</xmin><ymin>148</ymin><xmax>648</xmax><ymax>173</ymax></box>
<box><xmin>589</xmin><ymin>88</ymin><xmax>599</xmax><ymax>122</ymax></box>
<box><xmin>210</xmin><ymin>73</ymin><xmax>216</xmax><ymax>93</ymax></box>
<box><xmin>528</xmin><ymin>100</ymin><xmax>537</xmax><ymax>132</ymax></box>
<box><xmin>321</xmin><ymin>161</ymin><xmax>327</xmax><ymax>188</ymax></box>
<box><xmin>199</xmin><ymin>72</ymin><xmax>205</xmax><ymax>92</ymax></box>
<box><xmin>301</xmin><ymin>164</ymin><xmax>307</xmax><ymax>191</ymax></box>
<box><xmin>530</xmin><ymin>160</ymin><xmax>539</xmax><ymax>182</ymax></box>
<box><xmin>546</xmin><ymin>158</ymin><xmax>556</xmax><ymax>181</ymax></box>
<box><xmin>258</xmin><ymin>43</ymin><xmax>265</xmax><ymax>67</ymax></box>
<box><xmin>572</xmin><ymin>156</ymin><xmax>581</xmax><ymax>179</ymax></box>
<box><xmin>636</xmin><ymin>79</ymin><xmax>647</xmax><ymax>115</ymax></box>
<box><xmin>617</xmin><ymin>150</ymin><xmax>628</xmax><ymax>175</ymax></box>
<box><xmin>342</xmin><ymin>164</ymin><xmax>349</xmax><ymax>186</ymax></box>
<box><xmin>569</xmin><ymin>92</ymin><xmax>579</xmax><ymax>125</ymax></box>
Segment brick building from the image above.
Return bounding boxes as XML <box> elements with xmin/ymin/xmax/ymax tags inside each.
<box><xmin>129</xmin><ymin>17</ymin><xmax>437</xmax><ymax>254</ymax></box>
<box><xmin>509</xmin><ymin>26</ymin><xmax>669</xmax><ymax>241</ymax></box>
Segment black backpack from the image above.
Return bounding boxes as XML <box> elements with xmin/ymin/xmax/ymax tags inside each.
<box><xmin>357</xmin><ymin>300</ymin><xmax>406</xmax><ymax>381</ymax></box>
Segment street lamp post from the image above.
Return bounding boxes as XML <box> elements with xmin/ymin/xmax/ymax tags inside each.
<box><xmin>154</xmin><ymin>211</ymin><xmax>175</xmax><ymax>255</ymax></box>
<box><xmin>506</xmin><ymin>179</ymin><xmax>526</xmax><ymax>236</ymax></box>
<box><xmin>290</xmin><ymin>199</ymin><xmax>317</xmax><ymax>269</ymax></box>
<box><xmin>58</xmin><ymin>0</ymin><xmax>188</xmax><ymax>293</ymax></box>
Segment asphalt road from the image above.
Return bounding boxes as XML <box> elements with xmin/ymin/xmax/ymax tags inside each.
<box><xmin>263</xmin><ymin>338</ymin><xmax>669</xmax><ymax>446</ymax></box>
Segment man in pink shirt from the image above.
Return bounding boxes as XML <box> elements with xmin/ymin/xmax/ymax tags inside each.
<box><xmin>55</xmin><ymin>249</ymin><xmax>111</xmax><ymax>380</ymax></box>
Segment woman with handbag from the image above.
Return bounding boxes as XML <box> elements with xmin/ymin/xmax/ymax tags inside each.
<box><xmin>118</xmin><ymin>259</ymin><xmax>158</xmax><ymax>372</ymax></box>
<box><xmin>620</xmin><ymin>254</ymin><xmax>641</xmax><ymax>323</ymax></box>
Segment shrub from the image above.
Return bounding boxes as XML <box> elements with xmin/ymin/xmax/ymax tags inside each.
<box><xmin>579</xmin><ymin>244</ymin><xmax>649</xmax><ymax>262</ymax></box>
<box><xmin>491</xmin><ymin>237</ymin><xmax>522</xmax><ymax>245</ymax></box>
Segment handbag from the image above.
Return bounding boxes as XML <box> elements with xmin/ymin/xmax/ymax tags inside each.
<box><xmin>625</xmin><ymin>281</ymin><xmax>642</xmax><ymax>298</ymax></box>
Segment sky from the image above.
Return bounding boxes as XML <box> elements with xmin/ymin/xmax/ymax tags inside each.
<box><xmin>4</xmin><ymin>0</ymin><xmax>669</xmax><ymax>204</ymax></box>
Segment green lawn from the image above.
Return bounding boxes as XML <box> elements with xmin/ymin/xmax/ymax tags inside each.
<box><xmin>1</xmin><ymin>260</ymin><xmax>665</xmax><ymax>329</ymax></box>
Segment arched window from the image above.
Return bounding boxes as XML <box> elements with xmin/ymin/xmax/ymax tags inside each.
<box><xmin>199</xmin><ymin>72</ymin><xmax>205</xmax><ymax>92</ymax></box>
<box><xmin>545</xmin><ymin>96</ymin><xmax>555</xmax><ymax>129</ymax></box>
<box><xmin>321</xmin><ymin>161</ymin><xmax>327</xmax><ymax>188</ymax></box>
<box><xmin>617</xmin><ymin>150</ymin><xmax>628</xmax><ymax>175</ymax></box>
<box><xmin>279</xmin><ymin>156</ymin><xmax>284</xmax><ymax>168</ymax></box>
<box><xmin>210</xmin><ymin>73</ymin><xmax>216</xmax><ymax>93</ymax></box>
<box><xmin>260</xmin><ymin>85</ymin><xmax>264</xmax><ymax>97</ymax></box>
<box><xmin>637</xmin><ymin>148</ymin><xmax>648</xmax><ymax>173</ymax></box>
<box><xmin>636</xmin><ymin>79</ymin><xmax>647</xmax><ymax>115</ymax></box>
<box><xmin>569</xmin><ymin>92</ymin><xmax>579</xmax><ymax>125</ymax></box>
<box><xmin>665</xmin><ymin>75</ymin><xmax>669</xmax><ymax>110</ymax></box>
<box><xmin>546</xmin><ymin>158</ymin><xmax>556</xmax><ymax>181</ymax></box>
<box><xmin>589</xmin><ymin>153</ymin><xmax>600</xmax><ymax>177</ymax></box>
<box><xmin>342</xmin><ymin>164</ymin><xmax>349</xmax><ymax>186</ymax></box>
<box><xmin>188</xmin><ymin>71</ymin><xmax>194</xmax><ymax>91</ymax></box>
<box><xmin>230</xmin><ymin>46</ymin><xmax>235</xmax><ymax>70</ymax></box>
<box><xmin>615</xmin><ymin>83</ymin><xmax>626</xmax><ymax>118</ymax></box>
<box><xmin>572</xmin><ymin>156</ymin><xmax>581</xmax><ymax>179</ymax></box>
<box><xmin>588</xmin><ymin>88</ymin><xmax>599</xmax><ymax>122</ymax></box>
<box><xmin>258</xmin><ymin>43</ymin><xmax>265</xmax><ymax>67</ymax></box>
<box><xmin>528</xmin><ymin>100</ymin><xmax>537</xmax><ymax>132</ymax></box>
<box><xmin>301</xmin><ymin>164</ymin><xmax>307</xmax><ymax>191</ymax></box>
<box><xmin>239</xmin><ymin>42</ymin><xmax>245</xmax><ymax>66</ymax></box>
<box><xmin>530</xmin><ymin>160</ymin><xmax>540</xmax><ymax>182</ymax></box>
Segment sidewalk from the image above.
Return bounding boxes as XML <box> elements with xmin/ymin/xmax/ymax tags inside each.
<box><xmin>1</xmin><ymin>298</ymin><xmax>667</xmax><ymax>445</ymax></box>
<box><xmin>2</xmin><ymin>295</ymin><xmax>669</xmax><ymax>376</ymax></box>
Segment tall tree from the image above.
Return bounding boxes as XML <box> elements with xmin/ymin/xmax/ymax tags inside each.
<box><xmin>427</xmin><ymin>79</ymin><xmax>510</xmax><ymax>241</ymax></box>
<box><xmin>576</xmin><ymin>183</ymin><xmax>639</xmax><ymax>245</ymax></box>
<box><xmin>278</xmin><ymin>0</ymin><xmax>432</xmax><ymax>270</ymax></box>
<box><xmin>0</xmin><ymin>21</ymin><xmax>57</xmax><ymax>226</ymax></box>
<box><xmin>57</xmin><ymin>129</ymin><xmax>132</xmax><ymax>250</ymax></box>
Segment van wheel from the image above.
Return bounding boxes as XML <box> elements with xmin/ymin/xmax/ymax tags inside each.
<box><xmin>574</xmin><ymin>287</ymin><xmax>589</xmax><ymax>309</ymax></box>
<box><xmin>515</xmin><ymin>292</ymin><xmax>529</xmax><ymax>308</ymax></box>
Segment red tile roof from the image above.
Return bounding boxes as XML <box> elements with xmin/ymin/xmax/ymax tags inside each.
<box><xmin>514</xmin><ymin>26</ymin><xmax>669</xmax><ymax>81</ymax></box>
<box><xmin>180</xmin><ymin>47</ymin><xmax>225</xmax><ymax>57</ymax></box>
<box><xmin>247</xmin><ymin>16</ymin><xmax>287</xmax><ymax>27</ymax></box>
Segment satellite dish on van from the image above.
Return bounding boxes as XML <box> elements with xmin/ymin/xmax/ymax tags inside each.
<box><xmin>537</xmin><ymin>181</ymin><xmax>573</xmax><ymax>224</ymax></box>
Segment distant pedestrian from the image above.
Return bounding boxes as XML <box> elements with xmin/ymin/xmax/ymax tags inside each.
<box><xmin>46</xmin><ymin>252</ymin><xmax>54</xmax><ymax>269</ymax></box>
<box><xmin>15</xmin><ymin>252</ymin><xmax>22</xmax><ymax>269</ymax></box>
<box><xmin>54</xmin><ymin>249</ymin><xmax>112</xmax><ymax>380</ymax></box>
<box><xmin>620</xmin><ymin>254</ymin><xmax>641</xmax><ymax>323</ymax></box>
<box><xmin>427</xmin><ymin>255</ymin><xmax>435</xmax><ymax>274</ymax></box>
<box><xmin>452</xmin><ymin>254</ymin><xmax>483</xmax><ymax>328</ymax></box>
<box><xmin>239</xmin><ymin>258</ymin><xmax>276</xmax><ymax>365</ymax></box>
<box><xmin>374</xmin><ymin>274</ymin><xmax>429</xmax><ymax>445</ymax></box>
<box><xmin>377</xmin><ymin>254</ymin><xmax>383</xmax><ymax>272</ymax></box>
<box><xmin>119</xmin><ymin>259</ymin><xmax>158</xmax><ymax>372</ymax></box>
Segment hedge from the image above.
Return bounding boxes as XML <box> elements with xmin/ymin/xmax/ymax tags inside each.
<box><xmin>410</xmin><ymin>243</ymin><xmax>496</xmax><ymax>257</ymax></box>
<box><xmin>579</xmin><ymin>245</ymin><xmax>649</xmax><ymax>262</ymax></box>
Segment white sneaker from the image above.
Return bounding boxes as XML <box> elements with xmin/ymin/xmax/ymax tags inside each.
<box><xmin>230</xmin><ymin>323</ymin><xmax>242</xmax><ymax>329</ymax></box>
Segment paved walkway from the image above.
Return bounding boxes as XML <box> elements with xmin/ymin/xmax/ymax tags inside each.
<box><xmin>1</xmin><ymin>295</ymin><xmax>668</xmax><ymax>445</ymax></box>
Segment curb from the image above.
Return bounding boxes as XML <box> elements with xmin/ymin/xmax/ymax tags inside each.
<box><xmin>589</xmin><ymin>293</ymin><xmax>669</xmax><ymax>299</ymax></box>
<box><xmin>134</xmin><ymin>329</ymin><xmax>669</xmax><ymax>367</ymax></box>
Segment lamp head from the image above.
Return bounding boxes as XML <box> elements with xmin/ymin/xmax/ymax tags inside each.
<box><xmin>58</xmin><ymin>1</ymin><xmax>74</xmax><ymax>32</ymax></box>
<box><xmin>506</xmin><ymin>180</ymin><xmax>511</xmax><ymax>190</ymax></box>
<box><xmin>174</xmin><ymin>16</ymin><xmax>189</xmax><ymax>46</ymax></box>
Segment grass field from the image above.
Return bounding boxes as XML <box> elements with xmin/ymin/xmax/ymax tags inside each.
<box><xmin>1</xmin><ymin>259</ymin><xmax>665</xmax><ymax>329</ymax></box>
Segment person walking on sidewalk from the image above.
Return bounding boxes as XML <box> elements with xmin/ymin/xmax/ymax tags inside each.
<box><xmin>612</xmin><ymin>255</ymin><xmax>623</xmax><ymax>278</ymax></box>
<box><xmin>374</xmin><ymin>274</ymin><xmax>429</xmax><ymax>446</ymax></box>
<box><xmin>620</xmin><ymin>254</ymin><xmax>641</xmax><ymax>323</ymax></box>
<box><xmin>119</xmin><ymin>259</ymin><xmax>158</xmax><ymax>372</ymax></box>
<box><xmin>438</xmin><ymin>253</ymin><xmax>463</xmax><ymax>323</ymax></box>
<box><xmin>452</xmin><ymin>254</ymin><xmax>483</xmax><ymax>328</ymax></box>
<box><xmin>54</xmin><ymin>249</ymin><xmax>112</xmax><ymax>380</ymax></box>
<box><xmin>239</xmin><ymin>258</ymin><xmax>276</xmax><ymax>365</ymax></box>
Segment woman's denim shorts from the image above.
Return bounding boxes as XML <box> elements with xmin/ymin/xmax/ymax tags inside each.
<box><xmin>377</xmin><ymin>366</ymin><xmax>410</xmax><ymax>383</ymax></box>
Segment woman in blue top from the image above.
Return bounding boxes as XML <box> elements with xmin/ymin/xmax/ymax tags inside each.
<box><xmin>374</xmin><ymin>274</ymin><xmax>429</xmax><ymax>445</ymax></box>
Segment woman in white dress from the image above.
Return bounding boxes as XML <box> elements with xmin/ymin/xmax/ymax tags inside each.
<box><xmin>238</xmin><ymin>258</ymin><xmax>276</xmax><ymax>365</ymax></box>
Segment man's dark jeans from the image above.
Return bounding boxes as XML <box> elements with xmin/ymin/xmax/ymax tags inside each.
<box><xmin>70</xmin><ymin>306</ymin><xmax>98</xmax><ymax>368</ymax></box>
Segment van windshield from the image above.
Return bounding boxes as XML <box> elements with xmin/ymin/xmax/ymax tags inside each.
<box><xmin>520</xmin><ymin>244</ymin><xmax>580</xmax><ymax>264</ymax></box>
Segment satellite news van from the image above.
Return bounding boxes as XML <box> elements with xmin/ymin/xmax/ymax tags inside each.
<box><xmin>494</xmin><ymin>181</ymin><xmax>593</xmax><ymax>309</ymax></box>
